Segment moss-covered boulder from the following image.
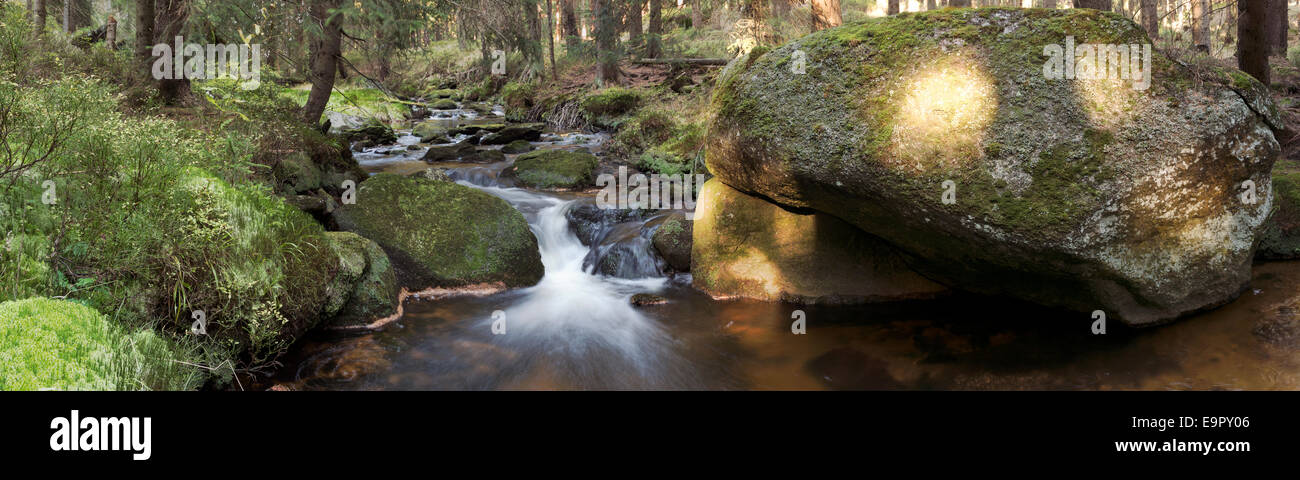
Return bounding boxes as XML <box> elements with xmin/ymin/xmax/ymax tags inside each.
<box><xmin>582</xmin><ymin>87</ymin><xmax>641</xmax><ymax>116</ymax></box>
<box><xmin>0</xmin><ymin>298</ymin><xmax>200</xmax><ymax>390</ymax></box>
<box><xmin>325</xmin><ymin>232</ymin><xmax>400</xmax><ymax>328</ymax></box>
<box><xmin>652</xmin><ymin>212</ymin><xmax>693</xmax><ymax>272</ymax></box>
<box><xmin>411</xmin><ymin>122</ymin><xmax>449</xmax><ymax>142</ymax></box>
<box><xmin>481</xmin><ymin>123</ymin><xmax>545</xmax><ymax>145</ymax></box>
<box><xmin>432</xmin><ymin>98</ymin><xmax>458</xmax><ymax>110</ymax></box>
<box><xmin>272</xmin><ymin>152</ymin><xmax>323</xmax><ymax>195</ymax></box>
<box><xmin>1259</xmin><ymin>169</ymin><xmax>1300</xmax><ymax>259</ymax></box>
<box><xmin>502</xmin><ymin>139</ymin><xmax>535</xmax><ymax>154</ymax></box>
<box><xmin>333</xmin><ymin>174</ymin><xmax>544</xmax><ymax>289</ymax></box>
<box><xmin>706</xmin><ymin>9</ymin><xmax>1280</xmax><ymax>324</ymax></box>
<box><xmin>421</xmin><ymin>141</ymin><xmax>503</xmax><ymax>163</ymax></box>
<box><xmin>341</xmin><ymin>120</ymin><xmax>397</xmax><ymax>148</ymax></box>
<box><xmin>692</xmin><ymin>180</ymin><xmax>947</xmax><ymax>303</ymax></box>
<box><xmin>504</xmin><ymin>149</ymin><xmax>599</xmax><ymax>189</ymax></box>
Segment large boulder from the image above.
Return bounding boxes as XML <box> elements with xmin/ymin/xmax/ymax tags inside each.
<box><xmin>333</xmin><ymin>174</ymin><xmax>544</xmax><ymax>290</ymax></box>
<box><xmin>652</xmin><ymin>211</ymin><xmax>693</xmax><ymax>272</ymax></box>
<box><xmin>692</xmin><ymin>180</ymin><xmax>947</xmax><ymax>303</ymax></box>
<box><xmin>1258</xmin><ymin>166</ymin><xmax>1300</xmax><ymax>259</ymax></box>
<box><xmin>705</xmin><ymin>9</ymin><xmax>1280</xmax><ymax>324</ymax></box>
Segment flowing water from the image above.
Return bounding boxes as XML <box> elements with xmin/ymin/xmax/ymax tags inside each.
<box><xmin>271</xmin><ymin>110</ymin><xmax>1300</xmax><ymax>391</ymax></box>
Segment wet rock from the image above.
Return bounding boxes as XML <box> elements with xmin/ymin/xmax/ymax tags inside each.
<box><xmin>412</xmin><ymin>122</ymin><xmax>449</xmax><ymax>142</ymax></box>
<box><xmin>421</xmin><ymin>141</ymin><xmax>505</xmax><ymax>163</ymax></box>
<box><xmin>431</xmin><ymin>98</ymin><xmax>458</xmax><ymax>110</ymax></box>
<box><xmin>585</xmin><ymin>225</ymin><xmax>667</xmax><ymax>278</ymax></box>
<box><xmin>630</xmin><ymin>293</ymin><xmax>668</xmax><ymax>306</ymax></box>
<box><xmin>500</xmin><ymin>149</ymin><xmax>598</xmax><ymax>189</ymax></box>
<box><xmin>706</xmin><ymin>9</ymin><xmax>1279</xmax><ymax>324</ymax></box>
<box><xmin>449</xmin><ymin>123</ymin><xmax>505</xmax><ymax>136</ymax></box>
<box><xmin>341</xmin><ymin>120</ymin><xmax>396</xmax><ymax>147</ymax></box>
<box><xmin>692</xmin><ymin>179</ymin><xmax>947</xmax><ymax>304</ymax></box>
<box><xmin>333</xmin><ymin>174</ymin><xmax>544</xmax><ymax>290</ymax></box>
<box><xmin>502</xmin><ymin>139</ymin><xmax>535</xmax><ymax>154</ymax></box>
<box><xmin>273</xmin><ymin>152</ymin><xmax>322</xmax><ymax>195</ymax></box>
<box><xmin>1258</xmin><ymin>169</ymin><xmax>1300</xmax><ymax>259</ymax></box>
<box><xmin>652</xmin><ymin>212</ymin><xmax>693</xmax><ymax>272</ymax></box>
<box><xmin>480</xmin><ymin>123</ymin><xmax>545</xmax><ymax>145</ymax></box>
<box><xmin>409</xmin><ymin>167</ymin><xmax>454</xmax><ymax>182</ymax></box>
<box><xmin>325</xmin><ymin>231</ymin><xmax>400</xmax><ymax>328</ymax></box>
<box><xmin>565</xmin><ymin>198</ymin><xmax>655</xmax><ymax>246</ymax></box>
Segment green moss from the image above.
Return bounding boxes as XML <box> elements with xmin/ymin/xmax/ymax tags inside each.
<box><xmin>581</xmin><ymin>87</ymin><xmax>641</xmax><ymax>117</ymax></box>
<box><xmin>333</xmin><ymin>174</ymin><xmax>544</xmax><ymax>288</ymax></box>
<box><xmin>1259</xmin><ymin>170</ymin><xmax>1300</xmax><ymax>259</ymax></box>
<box><xmin>0</xmin><ymin>298</ymin><xmax>201</xmax><ymax>390</ymax></box>
<box><xmin>510</xmin><ymin>149</ymin><xmax>600</xmax><ymax>189</ymax></box>
<box><xmin>431</xmin><ymin>98</ymin><xmax>458</xmax><ymax>110</ymax></box>
<box><xmin>325</xmin><ymin>232</ymin><xmax>398</xmax><ymax>327</ymax></box>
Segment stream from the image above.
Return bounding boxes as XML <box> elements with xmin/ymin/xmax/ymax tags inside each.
<box><xmin>271</xmin><ymin>105</ymin><xmax>1300</xmax><ymax>390</ymax></box>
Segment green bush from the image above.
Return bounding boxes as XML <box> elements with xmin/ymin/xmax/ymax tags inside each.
<box><xmin>0</xmin><ymin>298</ymin><xmax>202</xmax><ymax>391</ymax></box>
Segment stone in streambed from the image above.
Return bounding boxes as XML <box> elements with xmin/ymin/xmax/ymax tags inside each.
<box><xmin>431</xmin><ymin>99</ymin><xmax>458</xmax><ymax>110</ymax></box>
<box><xmin>501</xmin><ymin>149</ymin><xmax>598</xmax><ymax>189</ymax></box>
<box><xmin>480</xmin><ymin>123</ymin><xmax>545</xmax><ymax>145</ymax></box>
<box><xmin>502</xmin><ymin>139</ymin><xmax>535</xmax><ymax>154</ymax></box>
<box><xmin>705</xmin><ymin>9</ymin><xmax>1279</xmax><ymax>324</ymax></box>
<box><xmin>421</xmin><ymin>141</ymin><xmax>504</xmax><ymax>163</ymax></box>
<box><xmin>691</xmin><ymin>179</ymin><xmax>947</xmax><ymax>304</ymax></box>
<box><xmin>325</xmin><ymin>231</ymin><xmax>400</xmax><ymax>328</ymax></box>
<box><xmin>333</xmin><ymin>174</ymin><xmax>543</xmax><ymax>290</ymax></box>
<box><xmin>652</xmin><ymin>212</ymin><xmax>693</xmax><ymax>272</ymax></box>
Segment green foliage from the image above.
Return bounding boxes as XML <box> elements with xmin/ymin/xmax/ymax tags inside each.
<box><xmin>0</xmin><ymin>298</ymin><xmax>202</xmax><ymax>391</ymax></box>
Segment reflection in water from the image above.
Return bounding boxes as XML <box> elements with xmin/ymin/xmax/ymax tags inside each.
<box><xmin>276</xmin><ymin>125</ymin><xmax>1300</xmax><ymax>391</ymax></box>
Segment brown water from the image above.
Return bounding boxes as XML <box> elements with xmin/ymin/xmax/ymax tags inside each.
<box><xmin>274</xmin><ymin>115</ymin><xmax>1300</xmax><ymax>391</ymax></box>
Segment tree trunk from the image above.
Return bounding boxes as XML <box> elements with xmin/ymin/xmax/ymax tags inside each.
<box><xmin>627</xmin><ymin>0</ymin><xmax>643</xmax><ymax>38</ymax></box>
<box><xmin>63</xmin><ymin>0</ymin><xmax>91</xmax><ymax>33</ymax></box>
<box><xmin>949</xmin><ymin>0</ymin><xmax>969</xmax><ymax>7</ymax></box>
<box><xmin>811</xmin><ymin>0</ymin><xmax>841</xmax><ymax>31</ymax></box>
<box><xmin>1239</xmin><ymin>0</ymin><xmax>1270</xmax><ymax>85</ymax></box>
<box><xmin>888</xmin><ymin>0</ymin><xmax>899</xmax><ymax>15</ymax></box>
<box><xmin>1269</xmin><ymin>0</ymin><xmax>1288</xmax><ymax>55</ymax></box>
<box><xmin>547</xmin><ymin>0</ymin><xmax>558</xmax><ymax>80</ymax></box>
<box><xmin>1191</xmin><ymin>0</ymin><xmax>1208</xmax><ymax>50</ymax></box>
<box><xmin>33</xmin><ymin>0</ymin><xmax>46</xmax><ymax>35</ymax></box>
<box><xmin>135</xmin><ymin>0</ymin><xmax>155</xmax><ymax>70</ymax></box>
<box><xmin>1139</xmin><ymin>0</ymin><xmax>1156</xmax><ymax>38</ymax></box>
<box><xmin>154</xmin><ymin>0</ymin><xmax>191</xmax><ymax>104</ymax></box>
<box><xmin>105</xmin><ymin>16</ymin><xmax>116</xmax><ymax>49</ymax></box>
<box><xmin>1075</xmin><ymin>0</ymin><xmax>1111</xmax><ymax>10</ymax></box>
<box><xmin>561</xmin><ymin>0</ymin><xmax>579</xmax><ymax>50</ymax></box>
<box><xmin>1043</xmin><ymin>0</ymin><xmax>1056</xmax><ymax>8</ymax></box>
<box><xmin>594</xmin><ymin>0</ymin><xmax>620</xmax><ymax>85</ymax></box>
<box><xmin>647</xmin><ymin>0</ymin><xmax>661</xmax><ymax>57</ymax></box>
<box><xmin>303</xmin><ymin>0</ymin><xmax>343</xmax><ymax>125</ymax></box>
<box><xmin>691</xmin><ymin>0</ymin><xmax>701</xmax><ymax>28</ymax></box>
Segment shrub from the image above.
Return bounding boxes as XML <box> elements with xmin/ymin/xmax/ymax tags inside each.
<box><xmin>0</xmin><ymin>298</ymin><xmax>202</xmax><ymax>390</ymax></box>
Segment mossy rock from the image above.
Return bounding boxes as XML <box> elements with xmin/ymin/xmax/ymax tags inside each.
<box><xmin>341</xmin><ymin>120</ymin><xmax>397</xmax><ymax>147</ymax></box>
<box><xmin>692</xmin><ymin>180</ymin><xmax>947</xmax><ymax>304</ymax></box>
<box><xmin>332</xmin><ymin>174</ymin><xmax>544</xmax><ymax>289</ymax></box>
<box><xmin>412</xmin><ymin>122</ymin><xmax>450</xmax><ymax>142</ymax></box>
<box><xmin>706</xmin><ymin>8</ymin><xmax>1280</xmax><ymax>325</ymax></box>
<box><xmin>325</xmin><ymin>232</ymin><xmax>399</xmax><ymax>327</ymax></box>
<box><xmin>431</xmin><ymin>98</ymin><xmax>459</xmax><ymax>110</ymax></box>
<box><xmin>1259</xmin><ymin>170</ymin><xmax>1300</xmax><ymax>259</ymax></box>
<box><xmin>504</xmin><ymin>149</ymin><xmax>599</xmax><ymax>189</ymax></box>
<box><xmin>582</xmin><ymin>87</ymin><xmax>641</xmax><ymax>116</ymax></box>
<box><xmin>502</xmin><ymin>139</ymin><xmax>535</xmax><ymax>154</ymax></box>
<box><xmin>429</xmin><ymin>89</ymin><xmax>461</xmax><ymax>100</ymax></box>
<box><xmin>651</xmin><ymin>212</ymin><xmax>693</xmax><ymax>272</ymax></box>
<box><xmin>0</xmin><ymin>298</ymin><xmax>200</xmax><ymax>391</ymax></box>
<box><xmin>480</xmin><ymin>123</ymin><xmax>545</xmax><ymax>145</ymax></box>
<box><xmin>273</xmin><ymin>152</ymin><xmax>323</xmax><ymax>194</ymax></box>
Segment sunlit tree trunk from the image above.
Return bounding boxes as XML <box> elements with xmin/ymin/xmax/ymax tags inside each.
<box><xmin>303</xmin><ymin>0</ymin><xmax>343</xmax><ymax>125</ymax></box>
<box><xmin>811</xmin><ymin>0</ymin><xmax>841</xmax><ymax>32</ymax></box>
<box><xmin>1191</xmin><ymin>0</ymin><xmax>1207</xmax><ymax>51</ymax></box>
<box><xmin>888</xmin><ymin>0</ymin><xmax>899</xmax><ymax>15</ymax></box>
<box><xmin>1238</xmin><ymin>0</ymin><xmax>1270</xmax><ymax>85</ymax></box>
